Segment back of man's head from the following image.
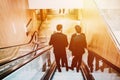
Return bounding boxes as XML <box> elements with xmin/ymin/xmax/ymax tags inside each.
<box><xmin>56</xmin><ymin>24</ymin><xmax>62</xmax><ymax>31</ymax></box>
<box><xmin>75</xmin><ymin>25</ymin><xmax>81</xmax><ymax>33</ymax></box>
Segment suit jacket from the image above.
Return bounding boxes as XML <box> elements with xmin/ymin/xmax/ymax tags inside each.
<box><xmin>69</xmin><ymin>33</ymin><xmax>87</xmax><ymax>54</ymax></box>
<box><xmin>49</xmin><ymin>32</ymin><xmax>68</xmax><ymax>54</ymax></box>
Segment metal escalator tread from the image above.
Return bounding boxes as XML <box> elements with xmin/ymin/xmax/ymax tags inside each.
<box><xmin>51</xmin><ymin>67</ymin><xmax>84</xmax><ymax>80</ymax></box>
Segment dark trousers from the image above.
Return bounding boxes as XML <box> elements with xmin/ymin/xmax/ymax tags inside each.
<box><xmin>61</xmin><ymin>54</ymin><xmax>68</xmax><ymax>68</ymax></box>
<box><xmin>87</xmin><ymin>50</ymin><xmax>100</xmax><ymax>72</ymax></box>
<box><xmin>71</xmin><ymin>52</ymin><xmax>83</xmax><ymax>71</ymax></box>
<box><xmin>87</xmin><ymin>51</ymin><xmax>94</xmax><ymax>72</ymax></box>
<box><xmin>54</xmin><ymin>53</ymin><xmax>68</xmax><ymax>72</ymax></box>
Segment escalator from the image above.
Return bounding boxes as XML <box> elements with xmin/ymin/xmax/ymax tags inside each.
<box><xmin>45</xmin><ymin>66</ymin><xmax>84</xmax><ymax>80</ymax></box>
<box><xmin>0</xmin><ymin>29</ymin><xmax>120</xmax><ymax>80</ymax></box>
<box><xmin>0</xmin><ymin>45</ymin><xmax>52</xmax><ymax>80</ymax></box>
<box><xmin>85</xmin><ymin>50</ymin><xmax>120</xmax><ymax>80</ymax></box>
<box><xmin>40</xmin><ymin>50</ymin><xmax>94</xmax><ymax>80</ymax></box>
<box><xmin>0</xmin><ymin>31</ymin><xmax>52</xmax><ymax>80</ymax></box>
<box><xmin>41</xmin><ymin>50</ymin><xmax>120</xmax><ymax>80</ymax></box>
<box><xmin>0</xmin><ymin>42</ymin><xmax>93</xmax><ymax>80</ymax></box>
<box><xmin>0</xmin><ymin>45</ymin><xmax>120</xmax><ymax>80</ymax></box>
<box><xmin>50</xmin><ymin>66</ymin><xmax>88</xmax><ymax>80</ymax></box>
<box><xmin>41</xmin><ymin>61</ymin><xmax>93</xmax><ymax>80</ymax></box>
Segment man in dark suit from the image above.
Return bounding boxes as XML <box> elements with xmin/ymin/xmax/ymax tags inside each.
<box><xmin>69</xmin><ymin>25</ymin><xmax>87</xmax><ymax>72</ymax></box>
<box><xmin>49</xmin><ymin>24</ymin><xmax>69</xmax><ymax>72</ymax></box>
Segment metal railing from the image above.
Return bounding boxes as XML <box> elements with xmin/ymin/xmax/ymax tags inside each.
<box><xmin>0</xmin><ymin>45</ymin><xmax>52</xmax><ymax>79</ymax></box>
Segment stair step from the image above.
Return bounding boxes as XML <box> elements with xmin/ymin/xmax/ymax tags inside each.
<box><xmin>52</xmin><ymin>68</ymin><xmax>84</xmax><ymax>80</ymax></box>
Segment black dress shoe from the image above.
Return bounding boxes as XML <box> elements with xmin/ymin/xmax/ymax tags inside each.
<box><xmin>62</xmin><ymin>64</ymin><xmax>65</xmax><ymax>67</ymax></box>
<box><xmin>76</xmin><ymin>68</ymin><xmax>79</xmax><ymax>72</ymax></box>
<box><xmin>58</xmin><ymin>69</ymin><xmax>62</xmax><ymax>72</ymax></box>
<box><xmin>69</xmin><ymin>67</ymin><xmax>74</xmax><ymax>70</ymax></box>
<box><xmin>66</xmin><ymin>68</ymin><xmax>69</xmax><ymax>71</ymax></box>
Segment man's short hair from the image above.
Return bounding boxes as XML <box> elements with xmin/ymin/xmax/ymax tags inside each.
<box><xmin>75</xmin><ymin>25</ymin><xmax>81</xmax><ymax>33</ymax></box>
<box><xmin>56</xmin><ymin>24</ymin><xmax>62</xmax><ymax>31</ymax></box>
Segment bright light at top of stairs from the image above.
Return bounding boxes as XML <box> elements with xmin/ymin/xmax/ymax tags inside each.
<box><xmin>28</xmin><ymin>0</ymin><xmax>83</xmax><ymax>9</ymax></box>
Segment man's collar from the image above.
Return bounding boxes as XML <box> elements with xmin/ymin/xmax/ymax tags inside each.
<box><xmin>56</xmin><ymin>31</ymin><xmax>62</xmax><ymax>33</ymax></box>
<box><xmin>76</xmin><ymin>33</ymin><xmax>80</xmax><ymax>35</ymax></box>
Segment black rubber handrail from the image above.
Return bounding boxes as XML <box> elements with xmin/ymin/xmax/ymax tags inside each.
<box><xmin>0</xmin><ymin>31</ymin><xmax>36</xmax><ymax>49</ymax></box>
<box><xmin>0</xmin><ymin>19</ymin><xmax>46</xmax><ymax>66</ymax></box>
<box><xmin>26</xmin><ymin>18</ymin><xmax>32</xmax><ymax>27</ymax></box>
<box><xmin>0</xmin><ymin>46</ymin><xmax>52</xmax><ymax>79</ymax></box>
<box><xmin>0</xmin><ymin>45</ymin><xmax>49</xmax><ymax>66</ymax></box>
<box><xmin>81</xmin><ymin>61</ymin><xmax>94</xmax><ymax>80</ymax></box>
<box><xmin>40</xmin><ymin>61</ymin><xmax>56</xmax><ymax>80</ymax></box>
<box><xmin>0</xmin><ymin>18</ymin><xmax>34</xmax><ymax>49</ymax></box>
<box><xmin>89</xmin><ymin>50</ymin><xmax>120</xmax><ymax>73</ymax></box>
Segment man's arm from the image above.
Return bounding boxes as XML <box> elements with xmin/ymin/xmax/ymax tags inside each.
<box><xmin>49</xmin><ymin>35</ymin><xmax>53</xmax><ymax>45</ymax></box>
<box><xmin>65</xmin><ymin>35</ymin><xmax>68</xmax><ymax>47</ymax></box>
<box><xmin>69</xmin><ymin>34</ymin><xmax>75</xmax><ymax>51</ymax></box>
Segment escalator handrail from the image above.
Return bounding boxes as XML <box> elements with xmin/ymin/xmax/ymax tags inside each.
<box><xmin>89</xmin><ymin>50</ymin><xmax>120</xmax><ymax>73</ymax></box>
<box><xmin>26</xmin><ymin>18</ymin><xmax>32</xmax><ymax>27</ymax></box>
<box><xmin>0</xmin><ymin>45</ymin><xmax>49</xmax><ymax>66</ymax></box>
<box><xmin>93</xmin><ymin>0</ymin><xmax>120</xmax><ymax>49</ymax></box>
<box><xmin>0</xmin><ymin>46</ymin><xmax>52</xmax><ymax>79</ymax></box>
<box><xmin>0</xmin><ymin>18</ymin><xmax>34</xmax><ymax>49</ymax></box>
<box><xmin>41</xmin><ymin>61</ymin><xmax>56</xmax><ymax>80</ymax></box>
<box><xmin>0</xmin><ymin>31</ymin><xmax>36</xmax><ymax>49</ymax></box>
<box><xmin>87</xmin><ymin>0</ymin><xmax>120</xmax><ymax>73</ymax></box>
<box><xmin>81</xmin><ymin>61</ymin><xmax>94</xmax><ymax>80</ymax></box>
<box><xmin>102</xmin><ymin>12</ymin><xmax>120</xmax><ymax>50</ymax></box>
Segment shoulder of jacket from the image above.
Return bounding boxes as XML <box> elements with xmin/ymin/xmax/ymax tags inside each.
<box><xmin>61</xmin><ymin>33</ymin><xmax>67</xmax><ymax>36</ymax></box>
<box><xmin>81</xmin><ymin>33</ymin><xmax>85</xmax><ymax>36</ymax></box>
<box><xmin>81</xmin><ymin>33</ymin><xmax>85</xmax><ymax>34</ymax></box>
<box><xmin>72</xmin><ymin>33</ymin><xmax>76</xmax><ymax>36</ymax></box>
